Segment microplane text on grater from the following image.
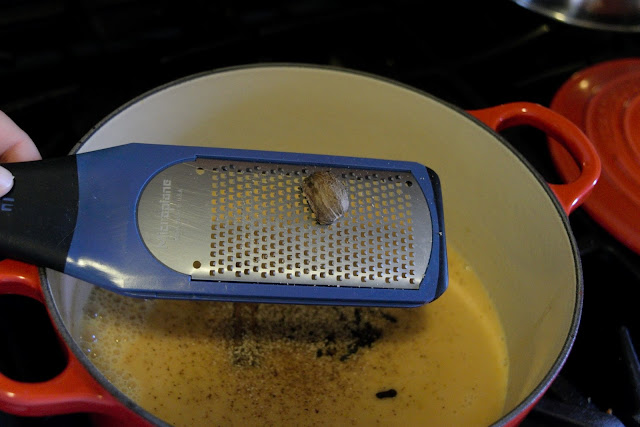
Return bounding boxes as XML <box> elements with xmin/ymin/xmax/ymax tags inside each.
<box><xmin>0</xmin><ymin>143</ymin><xmax>447</xmax><ymax>307</ymax></box>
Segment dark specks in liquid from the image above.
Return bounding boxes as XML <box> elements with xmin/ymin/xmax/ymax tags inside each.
<box><xmin>376</xmin><ymin>389</ymin><xmax>398</xmax><ymax>399</ymax></box>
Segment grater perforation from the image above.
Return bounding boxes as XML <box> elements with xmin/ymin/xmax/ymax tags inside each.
<box><xmin>138</xmin><ymin>157</ymin><xmax>432</xmax><ymax>290</ymax></box>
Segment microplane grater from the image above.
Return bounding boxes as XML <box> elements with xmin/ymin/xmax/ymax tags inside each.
<box><xmin>0</xmin><ymin>143</ymin><xmax>447</xmax><ymax>307</ymax></box>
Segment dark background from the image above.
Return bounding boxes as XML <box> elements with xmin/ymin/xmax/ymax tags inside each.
<box><xmin>1</xmin><ymin>1</ymin><xmax>640</xmax><ymax>426</ymax></box>
<box><xmin>2</xmin><ymin>0</ymin><xmax>639</xmax><ymax>160</ymax></box>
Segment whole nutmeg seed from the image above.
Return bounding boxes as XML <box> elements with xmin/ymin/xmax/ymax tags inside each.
<box><xmin>302</xmin><ymin>171</ymin><xmax>349</xmax><ymax>225</ymax></box>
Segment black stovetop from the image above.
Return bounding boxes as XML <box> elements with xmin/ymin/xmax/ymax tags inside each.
<box><xmin>1</xmin><ymin>1</ymin><xmax>639</xmax><ymax>426</ymax></box>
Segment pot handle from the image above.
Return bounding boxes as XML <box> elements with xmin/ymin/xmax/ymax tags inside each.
<box><xmin>469</xmin><ymin>102</ymin><xmax>601</xmax><ymax>215</ymax></box>
<box><xmin>0</xmin><ymin>259</ymin><xmax>141</xmax><ymax>422</ymax></box>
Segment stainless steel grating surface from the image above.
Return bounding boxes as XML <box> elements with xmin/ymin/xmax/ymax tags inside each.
<box><xmin>138</xmin><ymin>158</ymin><xmax>433</xmax><ymax>290</ymax></box>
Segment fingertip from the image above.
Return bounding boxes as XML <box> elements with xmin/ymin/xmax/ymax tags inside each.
<box><xmin>0</xmin><ymin>165</ymin><xmax>14</xmax><ymax>197</ymax></box>
<box><xmin>0</xmin><ymin>110</ymin><xmax>41</xmax><ymax>162</ymax></box>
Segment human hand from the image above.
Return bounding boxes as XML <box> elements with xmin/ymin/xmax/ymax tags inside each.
<box><xmin>0</xmin><ymin>110</ymin><xmax>42</xmax><ymax>197</ymax></box>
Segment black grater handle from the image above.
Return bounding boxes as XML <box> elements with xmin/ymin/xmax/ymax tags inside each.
<box><xmin>0</xmin><ymin>156</ymin><xmax>79</xmax><ymax>271</ymax></box>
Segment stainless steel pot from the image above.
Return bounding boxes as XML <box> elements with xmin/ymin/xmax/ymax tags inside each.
<box><xmin>0</xmin><ymin>65</ymin><xmax>600</xmax><ymax>426</ymax></box>
<box><xmin>512</xmin><ymin>0</ymin><xmax>640</xmax><ymax>32</ymax></box>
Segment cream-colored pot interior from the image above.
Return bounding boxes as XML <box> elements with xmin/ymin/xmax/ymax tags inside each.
<box><xmin>44</xmin><ymin>65</ymin><xmax>579</xmax><ymax>424</ymax></box>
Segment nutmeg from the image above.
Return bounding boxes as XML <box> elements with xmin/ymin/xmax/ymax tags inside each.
<box><xmin>302</xmin><ymin>171</ymin><xmax>349</xmax><ymax>225</ymax></box>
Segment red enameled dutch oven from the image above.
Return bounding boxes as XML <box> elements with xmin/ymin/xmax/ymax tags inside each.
<box><xmin>0</xmin><ymin>65</ymin><xmax>600</xmax><ymax>426</ymax></box>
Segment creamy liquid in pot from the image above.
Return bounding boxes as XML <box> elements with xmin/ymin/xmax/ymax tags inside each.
<box><xmin>79</xmin><ymin>248</ymin><xmax>508</xmax><ymax>426</ymax></box>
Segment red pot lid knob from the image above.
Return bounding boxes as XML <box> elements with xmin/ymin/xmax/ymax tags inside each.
<box><xmin>550</xmin><ymin>58</ymin><xmax>640</xmax><ymax>255</ymax></box>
